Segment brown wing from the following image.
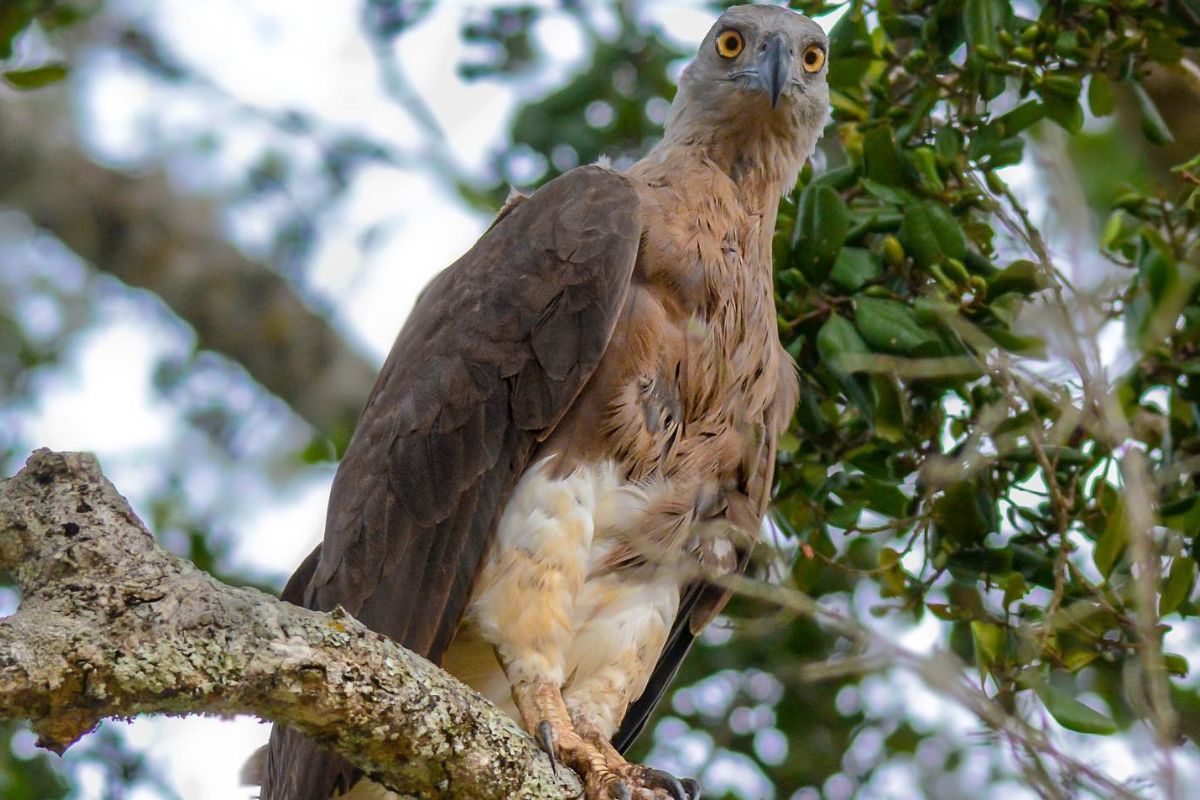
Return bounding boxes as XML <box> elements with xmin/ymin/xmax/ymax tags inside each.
<box><xmin>262</xmin><ymin>165</ymin><xmax>642</xmax><ymax>800</ymax></box>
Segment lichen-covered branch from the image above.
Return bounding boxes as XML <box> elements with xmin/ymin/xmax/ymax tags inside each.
<box><xmin>0</xmin><ymin>449</ymin><xmax>578</xmax><ymax>799</ymax></box>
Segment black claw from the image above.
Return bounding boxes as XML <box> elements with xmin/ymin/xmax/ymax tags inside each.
<box><xmin>610</xmin><ymin>781</ymin><xmax>633</xmax><ymax>800</ymax></box>
<box><xmin>536</xmin><ymin>720</ymin><xmax>558</xmax><ymax>775</ymax></box>
<box><xmin>644</xmin><ymin>768</ymin><xmax>687</xmax><ymax>800</ymax></box>
<box><xmin>680</xmin><ymin>777</ymin><xmax>702</xmax><ymax>800</ymax></box>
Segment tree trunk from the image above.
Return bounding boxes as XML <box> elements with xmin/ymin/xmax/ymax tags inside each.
<box><xmin>0</xmin><ymin>98</ymin><xmax>378</xmax><ymax>437</ymax></box>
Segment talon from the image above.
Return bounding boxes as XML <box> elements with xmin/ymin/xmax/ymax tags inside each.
<box><xmin>680</xmin><ymin>777</ymin><xmax>701</xmax><ymax>800</ymax></box>
<box><xmin>610</xmin><ymin>781</ymin><xmax>633</xmax><ymax>800</ymax></box>
<box><xmin>535</xmin><ymin>720</ymin><xmax>557</xmax><ymax>775</ymax></box>
<box><xmin>644</xmin><ymin>768</ymin><xmax>687</xmax><ymax>800</ymax></box>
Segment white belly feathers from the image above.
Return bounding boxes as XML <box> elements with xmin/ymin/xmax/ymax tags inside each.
<box><xmin>445</xmin><ymin>458</ymin><xmax>684</xmax><ymax>738</ymax></box>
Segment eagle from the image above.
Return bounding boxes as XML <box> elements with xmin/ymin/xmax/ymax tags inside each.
<box><xmin>256</xmin><ymin>6</ymin><xmax>829</xmax><ymax>799</ymax></box>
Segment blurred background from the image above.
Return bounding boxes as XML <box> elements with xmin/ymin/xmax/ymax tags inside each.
<box><xmin>2</xmin><ymin>1</ymin><xmax>1200</xmax><ymax>799</ymax></box>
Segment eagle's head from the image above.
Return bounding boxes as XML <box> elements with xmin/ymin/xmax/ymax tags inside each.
<box><xmin>662</xmin><ymin>5</ymin><xmax>830</xmax><ymax>186</ymax></box>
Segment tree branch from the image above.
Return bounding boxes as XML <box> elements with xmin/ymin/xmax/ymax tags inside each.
<box><xmin>0</xmin><ymin>100</ymin><xmax>378</xmax><ymax>436</ymax></box>
<box><xmin>0</xmin><ymin>448</ymin><xmax>578</xmax><ymax>799</ymax></box>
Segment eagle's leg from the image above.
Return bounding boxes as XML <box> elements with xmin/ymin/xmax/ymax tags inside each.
<box><xmin>512</xmin><ymin>680</ymin><xmax>695</xmax><ymax>800</ymax></box>
<box><xmin>511</xmin><ymin>679</ymin><xmax>631</xmax><ymax>798</ymax></box>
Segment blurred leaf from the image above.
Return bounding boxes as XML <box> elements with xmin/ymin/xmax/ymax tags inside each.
<box><xmin>993</xmin><ymin>100</ymin><xmax>1045</xmax><ymax>137</ymax></box>
<box><xmin>934</xmin><ymin>481</ymin><xmax>993</xmax><ymax>548</ymax></box>
<box><xmin>971</xmin><ymin>620</ymin><xmax>1006</xmax><ymax>674</ymax></box>
<box><xmin>2</xmin><ymin>64</ymin><xmax>67</xmax><ymax>89</ymax></box>
<box><xmin>963</xmin><ymin>0</ymin><xmax>1004</xmax><ymax>56</ymax></box>
<box><xmin>826</xmin><ymin>8</ymin><xmax>874</xmax><ymax>90</ymax></box>
<box><xmin>1161</xmin><ymin>556</ymin><xmax>1196</xmax><ymax>616</ymax></box>
<box><xmin>1133</xmin><ymin>83</ymin><xmax>1174</xmax><ymax>145</ymax></box>
<box><xmin>1037</xmin><ymin>685</ymin><xmax>1118</xmax><ymax>735</ymax></box>
<box><xmin>863</xmin><ymin>124</ymin><xmax>905</xmax><ymax>185</ymax></box>
<box><xmin>1087</xmin><ymin>73</ymin><xmax>1115</xmax><ymax>117</ymax></box>
<box><xmin>1094</xmin><ymin>499</ymin><xmax>1127</xmax><ymax>578</ymax></box>
<box><xmin>988</xmin><ymin>259</ymin><xmax>1046</xmax><ymax>296</ymax></box>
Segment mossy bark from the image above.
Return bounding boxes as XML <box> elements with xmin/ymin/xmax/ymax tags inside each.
<box><xmin>0</xmin><ymin>449</ymin><xmax>578</xmax><ymax>799</ymax></box>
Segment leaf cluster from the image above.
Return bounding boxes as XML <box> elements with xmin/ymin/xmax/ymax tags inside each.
<box><xmin>771</xmin><ymin>0</ymin><xmax>1200</xmax><ymax>754</ymax></box>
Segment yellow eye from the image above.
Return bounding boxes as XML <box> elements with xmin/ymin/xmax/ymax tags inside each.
<box><xmin>715</xmin><ymin>30</ymin><xmax>744</xmax><ymax>59</ymax></box>
<box><xmin>802</xmin><ymin>44</ymin><xmax>826</xmax><ymax>73</ymax></box>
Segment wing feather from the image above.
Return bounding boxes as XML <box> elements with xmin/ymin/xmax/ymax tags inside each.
<box><xmin>262</xmin><ymin>165</ymin><xmax>642</xmax><ymax>800</ymax></box>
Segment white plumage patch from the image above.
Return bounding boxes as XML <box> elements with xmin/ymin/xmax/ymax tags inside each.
<box><xmin>446</xmin><ymin>459</ymin><xmax>682</xmax><ymax>737</ymax></box>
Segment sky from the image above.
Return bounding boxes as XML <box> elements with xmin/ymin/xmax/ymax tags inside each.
<box><xmin>7</xmin><ymin>1</ymin><xmax>1196</xmax><ymax>799</ymax></box>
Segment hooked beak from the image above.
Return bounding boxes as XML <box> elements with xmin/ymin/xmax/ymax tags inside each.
<box><xmin>751</xmin><ymin>33</ymin><xmax>791</xmax><ymax>109</ymax></box>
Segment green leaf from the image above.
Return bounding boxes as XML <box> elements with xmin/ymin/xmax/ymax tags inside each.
<box><xmin>870</xmin><ymin>373</ymin><xmax>909</xmax><ymax>443</ymax></box>
<box><xmin>908</xmin><ymin>147</ymin><xmax>944</xmax><ymax>192</ymax></box>
<box><xmin>963</xmin><ymin>0</ymin><xmax>1008</xmax><ymax>99</ymax></box>
<box><xmin>1043</xmin><ymin>95</ymin><xmax>1084</xmax><ymax>133</ymax></box>
<box><xmin>981</xmin><ymin>326</ymin><xmax>1047</xmax><ymax>357</ymax></box>
<box><xmin>828</xmin><ymin>501</ymin><xmax>862</xmax><ymax>529</ymax></box>
<box><xmin>860</xmin><ymin>177</ymin><xmax>912</xmax><ymax>205</ymax></box>
<box><xmin>1041</xmin><ymin>74</ymin><xmax>1082</xmax><ymax>100</ymax></box>
<box><xmin>993</xmin><ymin>100</ymin><xmax>1045</xmax><ymax>137</ymax></box>
<box><xmin>792</xmin><ymin>184</ymin><xmax>850</xmax><ymax>284</ymax></box>
<box><xmin>818</xmin><ymin>314</ymin><xmax>869</xmax><ymax>365</ymax></box>
<box><xmin>1094</xmin><ymin>499</ymin><xmax>1127</xmax><ymax>578</ymax></box>
<box><xmin>933</xmin><ymin>481</ymin><xmax>993</xmax><ymax>548</ymax></box>
<box><xmin>826</xmin><ymin>9</ymin><xmax>875</xmax><ymax>90</ymax></box>
<box><xmin>817</xmin><ymin>313</ymin><xmax>873</xmax><ymax>417</ymax></box>
<box><xmin>1087</xmin><ymin>74</ymin><xmax>1115</xmax><ymax>117</ymax></box>
<box><xmin>859</xmin><ymin>476</ymin><xmax>910</xmax><ymax>517</ymax></box>
<box><xmin>971</xmin><ymin>620</ymin><xmax>1006</xmax><ymax>672</ymax></box>
<box><xmin>810</xmin><ymin>164</ymin><xmax>859</xmax><ymax>190</ymax></box>
<box><xmin>897</xmin><ymin>203</ymin><xmax>967</xmax><ymax>269</ymax></box>
<box><xmin>854</xmin><ymin>296</ymin><xmax>938</xmax><ymax>355</ymax></box>
<box><xmin>1037</xmin><ymin>685</ymin><xmax>1118</xmax><ymax>735</ymax></box>
<box><xmin>1003</xmin><ymin>573</ymin><xmax>1029</xmax><ymax>607</ymax></box>
<box><xmin>963</xmin><ymin>0</ymin><xmax>1004</xmax><ymax>57</ymax></box>
<box><xmin>988</xmin><ymin>259</ymin><xmax>1047</xmax><ymax>296</ymax></box>
<box><xmin>2</xmin><ymin>64</ymin><xmax>68</xmax><ymax>90</ymax></box>
<box><xmin>1161</xmin><ymin>556</ymin><xmax>1197</xmax><ymax>616</ymax></box>
<box><xmin>1101</xmin><ymin>210</ymin><xmax>1137</xmax><ymax>250</ymax></box>
<box><xmin>878</xmin><ymin>546</ymin><xmax>906</xmax><ymax>596</ymax></box>
<box><xmin>1133</xmin><ymin>83</ymin><xmax>1174</xmax><ymax>144</ymax></box>
<box><xmin>829</xmin><ymin>247</ymin><xmax>881</xmax><ymax>291</ymax></box>
<box><xmin>1164</xmin><ymin>653</ymin><xmax>1190</xmax><ymax>677</ymax></box>
<box><xmin>934</xmin><ymin>126</ymin><xmax>964</xmax><ymax>164</ymax></box>
<box><xmin>927</xmin><ymin>602</ymin><xmax>961</xmax><ymax>620</ymax></box>
<box><xmin>863</xmin><ymin>124</ymin><xmax>905</xmax><ymax>185</ymax></box>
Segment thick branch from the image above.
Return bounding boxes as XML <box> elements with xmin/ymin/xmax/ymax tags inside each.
<box><xmin>0</xmin><ymin>99</ymin><xmax>377</xmax><ymax>436</ymax></box>
<box><xmin>0</xmin><ymin>449</ymin><xmax>578</xmax><ymax>799</ymax></box>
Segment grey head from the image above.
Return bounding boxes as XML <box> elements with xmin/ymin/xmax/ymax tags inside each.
<box><xmin>663</xmin><ymin>5</ymin><xmax>830</xmax><ymax>160</ymax></box>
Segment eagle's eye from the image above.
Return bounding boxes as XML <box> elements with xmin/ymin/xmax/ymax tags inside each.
<box><xmin>802</xmin><ymin>44</ymin><xmax>826</xmax><ymax>73</ymax></box>
<box><xmin>715</xmin><ymin>30</ymin><xmax>744</xmax><ymax>59</ymax></box>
